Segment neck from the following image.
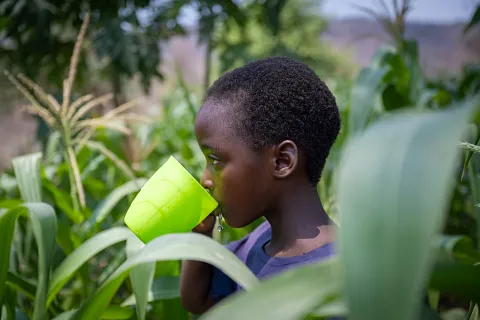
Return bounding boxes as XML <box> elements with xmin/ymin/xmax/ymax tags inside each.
<box><xmin>263</xmin><ymin>183</ymin><xmax>334</xmax><ymax>256</ymax></box>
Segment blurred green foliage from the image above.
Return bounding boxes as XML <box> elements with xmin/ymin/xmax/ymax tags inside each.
<box><xmin>0</xmin><ymin>1</ymin><xmax>479</xmax><ymax>319</ymax></box>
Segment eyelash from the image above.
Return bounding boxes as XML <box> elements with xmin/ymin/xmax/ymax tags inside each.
<box><xmin>208</xmin><ymin>155</ymin><xmax>220</xmax><ymax>166</ymax></box>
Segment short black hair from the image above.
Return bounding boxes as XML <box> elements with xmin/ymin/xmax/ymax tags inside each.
<box><xmin>204</xmin><ymin>56</ymin><xmax>340</xmax><ymax>185</ymax></box>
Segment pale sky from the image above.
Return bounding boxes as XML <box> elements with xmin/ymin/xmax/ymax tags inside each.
<box><xmin>177</xmin><ymin>0</ymin><xmax>478</xmax><ymax>25</ymax></box>
<box><xmin>321</xmin><ymin>0</ymin><xmax>477</xmax><ymax>23</ymax></box>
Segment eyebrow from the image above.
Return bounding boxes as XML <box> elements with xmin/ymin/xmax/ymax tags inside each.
<box><xmin>200</xmin><ymin>144</ymin><xmax>216</xmax><ymax>151</ymax></box>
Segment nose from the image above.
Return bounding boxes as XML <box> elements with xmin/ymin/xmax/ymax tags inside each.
<box><xmin>200</xmin><ymin>169</ymin><xmax>214</xmax><ymax>192</ymax></box>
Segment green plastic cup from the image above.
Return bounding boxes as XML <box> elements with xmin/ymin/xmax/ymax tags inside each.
<box><xmin>124</xmin><ymin>156</ymin><xmax>218</xmax><ymax>243</ymax></box>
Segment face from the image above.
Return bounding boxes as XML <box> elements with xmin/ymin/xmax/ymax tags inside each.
<box><xmin>194</xmin><ymin>101</ymin><xmax>274</xmax><ymax>228</ymax></box>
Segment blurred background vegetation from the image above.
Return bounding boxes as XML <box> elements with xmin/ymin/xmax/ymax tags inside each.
<box><xmin>0</xmin><ymin>0</ymin><xmax>479</xmax><ymax>319</ymax></box>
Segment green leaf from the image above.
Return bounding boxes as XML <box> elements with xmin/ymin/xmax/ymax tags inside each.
<box><xmin>121</xmin><ymin>276</ymin><xmax>180</xmax><ymax>306</ymax></box>
<box><xmin>25</xmin><ymin>203</ymin><xmax>57</xmax><ymax>320</ymax></box>
<box><xmin>6</xmin><ymin>272</ymin><xmax>36</xmax><ymax>300</ymax></box>
<box><xmin>428</xmin><ymin>289</ymin><xmax>440</xmax><ymax>311</ymax></box>
<box><xmin>0</xmin><ymin>203</ymin><xmax>56</xmax><ymax>320</ymax></box>
<box><xmin>42</xmin><ymin>177</ymin><xmax>84</xmax><ymax>224</ymax></box>
<box><xmin>336</xmin><ymin>103</ymin><xmax>473</xmax><ymax>320</ymax></box>
<box><xmin>0</xmin><ymin>199</ymin><xmax>23</xmax><ymax>209</ymax></box>
<box><xmin>429</xmin><ymin>262</ymin><xmax>480</xmax><ymax>302</ymax></box>
<box><xmin>200</xmin><ymin>257</ymin><xmax>341</xmax><ymax>320</ymax></box>
<box><xmin>52</xmin><ymin>310</ymin><xmax>77</xmax><ymax>320</ymax></box>
<box><xmin>461</xmin><ymin>126</ymin><xmax>480</xmax><ymax>181</ymax></box>
<box><xmin>126</xmin><ymin>236</ymin><xmax>154</xmax><ymax>320</ymax></box>
<box><xmin>97</xmin><ymin>249</ymin><xmax>126</xmax><ymax>285</ymax></box>
<box><xmin>349</xmin><ymin>65</ymin><xmax>389</xmax><ymax>135</ymax></box>
<box><xmin>71</xmin><ymin>233</ymin><xmax>259</xmax><ymax>319</ymax></box>
<box><xmin>150</xmin><ymin>298</ymin><xmax>188</xmax><ymax>320</ymax></box>
<box><xmin>3</xmin><ymin>285</ymin><xmax>16</xmax><ymax>320</ymax></box>
<box><xmin>100</xmin><ymin>306</ymin><xmax>134</xmax><ymax>319</ymax></box>
<box><xmin>1</xmin><ymin>203</ymin><xmax>57</xmax><ymax>320</ymax></box>
<box><xmin>0</xmin><ymin>207</ymin><xmax>22</xmax><ymax>304</ymax></box>
<box><xmin>11</xmin><ymin>152</ymin><xmax>43</xmax><ymax>202</ymax></box>
<box><xmin>402</xmin><ymin>40</ymin><xmax>424</xmax><ymax>103</ymax></box>
<box><xmin>469</xmin><ymin>304</ymin><xmax>479</xmax><ymax>320</ymax></box>
<box><xmin>47</xmin><ymin>227</ymin><xmax>133</xmax><ymax>306</ymax></box>
<box><xmin>310</xmin><ymin>295</ymin><xmax>347</xmax><ymax>318</ymax></box>
<box><xmin>435</xmin><ymin>235</ymin><xmax>479</xmax><ymax>264</ymax></box>
<box><xmin>52</xmin><ymin>306</ymin><xmax>134</xmax><ymax>320</ymax></box>
<box><xmin>55</xmin><ymin>218</ymin><xmax>75</xmax><ymax>255</ymax></box>
<box><xmin>82</xmin><ymin>140</ymin><xmax>136</xmax><ymax>180</ymax></box>
<box><xmin>81</xmin><ymin>154</ymin><xmax>106</xmax><ymax>180</ymax></box>
<box><xmin>80</xmin><ymin>178</ymin><xmax>147</xmax><ymax>235</ymax></box>
<box><xmin>44</xmin><ymin>131</ymin><xmax>61</xmax><ymax>165</ymax></box>
<box><xmin>441</xmin><ymin>308</ymin><xmax>468</xmax><ymax>320</ymax></box>
<box><xmin>468</xmin><ymin>159</ymin><xmax>480</xmax><ymax>250</ymax></box>
<box><xmin>10</xmin><ymin>152</ymin><xmax>58</xmax><ymax>319</ymax></box>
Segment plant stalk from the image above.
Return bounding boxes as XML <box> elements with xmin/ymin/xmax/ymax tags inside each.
<box><xmin>468</xmin><ymin>160</ymin><xmax>480</xmax><ymax>249</ymax></box>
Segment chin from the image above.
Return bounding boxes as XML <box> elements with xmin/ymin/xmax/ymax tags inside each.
<box><xmin>223</xmin><ymin>216</ymin><xmax>249</xmax><ymax>229</ymax></box>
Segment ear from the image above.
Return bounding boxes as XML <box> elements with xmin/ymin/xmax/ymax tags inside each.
<box><xmin>272</xmin><ymin>140</ymin><xmax>298</xmax><ymax>179</ymax></box>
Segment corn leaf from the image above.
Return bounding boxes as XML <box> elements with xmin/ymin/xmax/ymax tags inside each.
<box><xmin>71</xmin><ymin>233</ymin><xmax>259</xmax><ymax>319</ymax></box>
<box><xmin>11</xmin><ymin>152</ymin><xmax>43</xmax><ymax>202</ymax></box>
<box><xmin>52</xmin><ymin>311</ymin><xmax>77</xmax><ymax>320</ymax></box>
<box><xmin>126</xmin><ymin>235</ymin><xmax>155</xmax><ymax>320</ymax></box>
<box><xmin>311</xmin><ymin>296</ymin><xmax>348</xmax><ymax>318</ymax></box>
<box><xmin>429</xmin><ymin>262</ymin><xmax>480</xmax><ymax>302</ymax></box>
<box><xmin>9</xmin><ymin>153</ymin><xmax>57</xmax><ymax>319</ymax></box>
<box><xmin>47</xmin><ymin>227</ymin><xmax>133</xmax><ymax>306</ymax></box>
<box><xmin>121</xmin><ymin>276</ymin><xmax>180</xmax><ymax>306</ymax></box>
<box><xmin>6</xmin><ymin>272</ymin><xmax>36</xmax><ymax>300</ymax></box>
<box><xmin>0</xmin><ymin>204</ymin><xmax>57</xmax><ymax>320</ymax></box>
<box><xmin>435</xmin><ymin>235</ymin><xmax>479</xmax><ymax>264</ymax></box>
<box><xmin>336</xmin><ymin>103</ymin><xmax>472</xmax><ymax>320</ymax></box>
<box><xmin>52</xmin><ymin>306</ymin><xmax>133</xmax><ymax>320</ymax></box>
<box><xmin>0</xmin><ymin>207</ymin><xmax>22</xmax><ymax>306</ymax></box>
<box><xmin>3</xmin><ymin>285</ymin><xmax>16</xmax><ymax>320</ymax></box>
<box><xmin>44</xmin><ymin>131</ymin><xmax>62</xmax><ymax>165</ymax></box>
<box><xmin>79</xmin><ymin>178</ymin><xmax>146</xmax><ymax>235</ymax></box>
<box><xmin>469</xmin><ymin>304</ymin><xmax>479</xmax><ymax>320</ymax></box>
<box><xmin>0</xmin><ymin>200</ymin><xmax>23</xmax><ymax>209</ymax></box>
<box><xmin>462</xmin><ymin>126</ymin><xmax>480</xmax><ymax>181</ymax></box>
<box><xmin>349</xmin><ymin>65</ymin><xmax>389</xmax><ymax>135</ymax></box>
<box><xmin>200</xmin><ymin>257</ymin><xmax>341</xmax><ymax>320</ymax></box>
<box><xmin>42</xmin><ymin>177</ymin><xmax>84</xmax><ymax>224</ymax></box>
<box><xmin>25</xmin><ymin>203</ymin><xmax>57</xmax><ymax>320</ymax></box>
<box><xmin>100</xmin><ymin>306</ymin><xmax>134</xmax><ymax>319</ymax></box>
<box><xmin>81</xmin><ymin>154</ymin><xmax>106</xmax><ymax>180</ymax></box>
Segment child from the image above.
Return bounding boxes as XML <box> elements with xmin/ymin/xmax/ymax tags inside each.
<box><xmin>180</xmin><ymin>56</ymin><xmax>341</xmax><ymax>314</ymax></box>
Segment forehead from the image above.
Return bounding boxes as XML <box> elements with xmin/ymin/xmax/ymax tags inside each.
<box><xmin>194</xmin><ymin>100</ymin><xmax>239</xmax><ymax>145</ymax></box>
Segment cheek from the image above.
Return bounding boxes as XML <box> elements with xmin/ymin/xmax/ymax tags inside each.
<box><xmin>219</xmin><ymin>163</ymin><xmax>269</xmax><ymax>226</ymax></box>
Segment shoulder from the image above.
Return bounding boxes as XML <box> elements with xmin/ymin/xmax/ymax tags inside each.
<box><xmin>224</xmin><ymin>220</ymin><xmax>271</xmax><ymax>262</ymax></box>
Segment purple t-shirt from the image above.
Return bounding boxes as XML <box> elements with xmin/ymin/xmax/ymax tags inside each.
<box><xmin>210</xmin><ymin>221</ymin><xmax>336</xmax><ymax>301</ymax></box>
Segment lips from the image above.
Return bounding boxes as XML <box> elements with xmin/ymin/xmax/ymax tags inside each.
<box><xmin>213</xmin><ymin>205</ymin><xmax>225</xmax><ymax>217</ymax></box>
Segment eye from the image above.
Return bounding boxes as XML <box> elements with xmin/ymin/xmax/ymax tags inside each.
<box><xmin>208</xmin><ymin>154</ymin><xmax>220</xmax><ymax>166</ymax></box>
